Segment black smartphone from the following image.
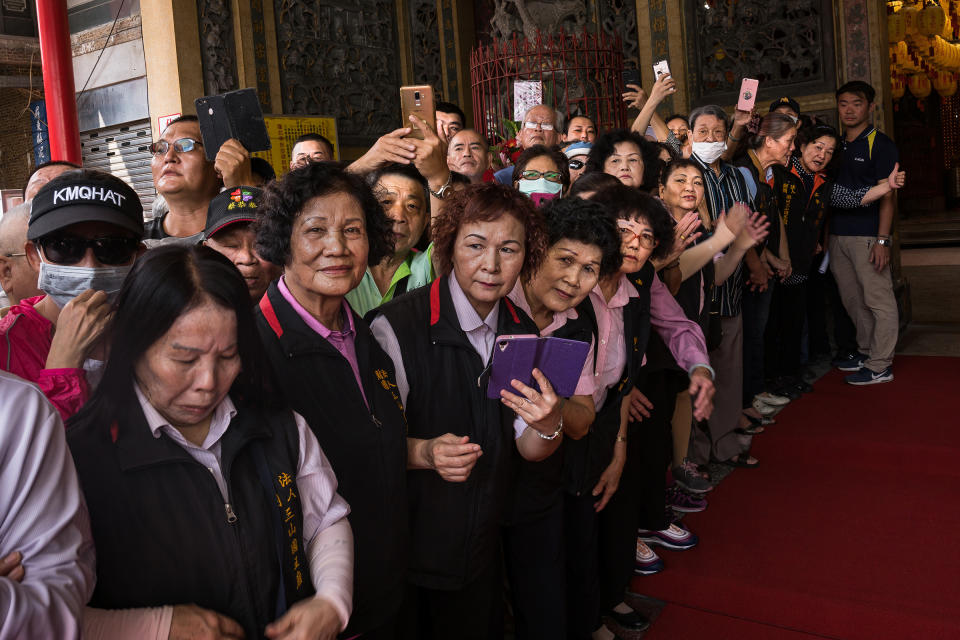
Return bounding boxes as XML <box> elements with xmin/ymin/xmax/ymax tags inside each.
<box><xmin>195</xmin><ymin>88</ymin><xmax>272</xmax><ymax>161</ymax></box>
<box><xmin>622</xmin><ymin>68</ymin><xmax>641</xmax><ymax>89</ymax></box>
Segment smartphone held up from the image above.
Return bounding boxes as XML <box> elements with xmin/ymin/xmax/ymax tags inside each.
<box><xmin>738</xmin><ymin>78</ymin><xmax>759</xmax><ymax>112</ymax></box>
<box><xmin>400</xmin><ymin>85</ymin><xmax>436</xmax><ymax>140</ymax></box>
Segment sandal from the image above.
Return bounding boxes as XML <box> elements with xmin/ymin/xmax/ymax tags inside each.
<box><xmin>721</xmin><ymin>453</ymin><xmax>759</xmax><ymax>468</ymax></box>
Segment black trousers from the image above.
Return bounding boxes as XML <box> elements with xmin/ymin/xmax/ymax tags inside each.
<box><xmin>564</xmin><ymin>492</ymin><xmax>601</xmax><ymax>640</ymax></box>
<box><xmin>503</xmin><ymin>499</ymin><xmax>566</xmax><ymax>640</ymax></box>
<box><xmin>595</xmin><ymin>372</ymin><xmax>679</xmax><ymax>615</ymax></box>
<box><xmin>398</xmin><ymin>561</ymin><xmax>503</xmax><ymax>640</ymax></box>
<box><xmin>766</xmin><ymin>281</ymin><xmax>808</xmax><ymax>379</ymax></box>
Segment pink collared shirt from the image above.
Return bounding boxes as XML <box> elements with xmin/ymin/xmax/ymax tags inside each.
<box><xmin>506</xmin><ymin>280</ymin><xmax>595</xmax><ymax>398</ymax></box>
<box><xmin>278</xmin><ymin>276</ymin><xmax>368</xmax><ymax>408</ymax></box>
<box><xmin>589</xmin><ymin>274</ymin><xmax>637</xmax><ymax>408</ymax></box>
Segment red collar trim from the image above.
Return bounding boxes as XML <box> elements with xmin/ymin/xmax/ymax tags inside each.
<box><xmin>259</xmin><ymin>294</ymin><xmax>284</xmax><ymax>338</ymax></box>
<box><xmin>429</xmin><ymin>279</ymin><xmax>441</xmax><ymax>326</ymax></box>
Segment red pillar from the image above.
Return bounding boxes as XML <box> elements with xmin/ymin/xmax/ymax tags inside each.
<box><xmin>36</xmin><ymin>0</ymin><xmax>81</xmax><ymax>164</ymax></box>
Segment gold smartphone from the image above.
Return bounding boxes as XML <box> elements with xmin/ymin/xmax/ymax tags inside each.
<box><xmin>400</xmin><ymin>85</ymin><xmax>436</xmax><ymax>140</ymax></box>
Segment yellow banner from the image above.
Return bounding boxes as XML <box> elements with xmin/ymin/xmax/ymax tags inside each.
<box><xmin>252</xmin><ymin>115</ymin><xmax>339</xmax><ymax>178</ymax></box>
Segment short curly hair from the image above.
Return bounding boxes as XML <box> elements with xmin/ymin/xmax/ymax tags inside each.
<box><xmin>256</xmin><ymin>162</ymin><xmax>394</xmax><ymax>267</ymax></box>
<box><xmin>538</xmin><ymin>197</ymin><xmax>622</xmax><ymax>277</ymax></box>
<box><xmin>511</xmin><ymin>144</ymin><xmax>571</xmax><ymax>191</ymax></box>
<box><xmin>585</xmin><ymin>129</ymin><xmax>663</xmax><ymax>193</ymax></box>
<box><xmin>432</xmin><ymin>183</ymin><xmax>548</xmax><ymax>280</ymax></box>
<box><xmin>590</xmin><ymin>185</ymin><xmax>675</xmax><ymax>262</ymax></box>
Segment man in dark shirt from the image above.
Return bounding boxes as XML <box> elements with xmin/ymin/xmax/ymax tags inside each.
<box><xmin>828</xmin><ymin>81</ymin><xmax>899</xmax><ymax>385</ymax></box>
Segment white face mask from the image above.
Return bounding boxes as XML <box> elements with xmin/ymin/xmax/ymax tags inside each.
<box><xmin>37</xmin><ymin>260</ymin><xmax>131</xmax><ymax>308</ymax></box>
<box><xmin>692</xmin><ymin>141</ymin><xmax>728</xmax><ymax>165</ymax></box>
<box><xmin>517</xmin><ymin>177</ymin><xmax>562</xmax><ymax>207</ymax></box>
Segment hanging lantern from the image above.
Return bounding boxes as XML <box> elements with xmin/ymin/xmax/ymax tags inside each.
<box><xmin>908</xmin><ymin>72</ymin><xmax>933</xmax><ymax>97</ymax></box>
<box><xmin>903</xmin><ymin>3</ymin><xmax>922</xmax><ymax>35</ymax></box>
<box><xmin>919</xmin><ymin>1</ymin><xmax>947</xmax><ymax>36</ymax></box>
<box><xmin>890</xmin><ymin>10</ymin><xmax>908</xmax><ymax>42</ymax></box>
<box><xmin>933</xmin><ymin>70</ymin><xmax>958</xmax><ymax>95</ymax></box>
<box><xmin>892</xmin><ymin>75</ymin><xmax>907</xmax><ymax>99</ymax></box>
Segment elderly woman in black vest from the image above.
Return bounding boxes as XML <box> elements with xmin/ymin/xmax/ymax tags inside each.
<box><xmin>68</xmin><ymin>246</ymin><xmax>353</xmax><ymax>640</ymax></box>
<box><xmin>369</xmin><ymin>184</ymin><xmax>562</xmax><ymax>640</ymax></box>
<box><xmin>253</xmin><ymin>162</ymin><xmax>408</xmax><ymax>639</ymax></box>
<box><xmin>502</xmin><ymin>197</ymin><xmax>622</xmax><ymax>639</ymax></box>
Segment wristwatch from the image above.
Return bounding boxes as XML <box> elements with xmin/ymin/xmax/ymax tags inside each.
<box><xmin>429</xmin><ymin>172</ymin><xmax>453</xmax><ymax>200</ymax></box>
<box><xmin>876</xmin><ymin>236</ymin><xmax>892</xmax><ymax>247</ymax></box>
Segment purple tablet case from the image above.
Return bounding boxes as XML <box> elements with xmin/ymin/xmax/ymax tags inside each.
<box><xmin>486</xmin><ymin>335</ymin><xmax>590</xmax><ymax>399</ymax></box>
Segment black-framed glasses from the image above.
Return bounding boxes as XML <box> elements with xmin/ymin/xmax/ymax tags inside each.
<box><xmin>568</xmin><ymin>159</ymin><xmax>585</xmax><ymax>171</ymax></box>
<box><xmin>38</xmin><ymin>235</ymin><xmax>139</xmax><ymax>265</ymax></box>
<box><xmin>618</xmin><ymin>226</ymin><xmax>658</xmax><ymax>250</ymax></box>
<box><xmin>149</xmin><ymin>138</ymin><xmax>203</xmax><ymax>156</ymax></box>
<box><xmin>519</xmin><ymin>169</ymin><xmax>563</xmax><ymax>183</ymax></box>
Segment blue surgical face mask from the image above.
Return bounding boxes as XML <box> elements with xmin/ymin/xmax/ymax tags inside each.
<box><xmin>37</xmin><ymin>260</ymin><xmax>131</xmax><ymax>308</ymax></box>
<box><xmin>518</xmin><ymin>177</ymin><xmax>562</xmax><ymax>207</ymax></box>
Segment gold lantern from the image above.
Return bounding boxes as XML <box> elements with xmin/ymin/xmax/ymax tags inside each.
<box><xmin>908</xmin><ymin>72</ymin><xmax>933</xmax><ymax>97</ymax></box>
<box><xmin>919</xmin><ymin>1</ymin><xmax>947</xmax><ymax>36</ymax></box>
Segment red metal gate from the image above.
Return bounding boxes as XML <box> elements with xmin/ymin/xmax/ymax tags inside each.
<box><xmin>470</xmin><ymin>29</ymin><xmax>626</xmax><ymax>145</ymax></box>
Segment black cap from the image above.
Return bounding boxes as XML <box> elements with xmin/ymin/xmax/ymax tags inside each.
<box><xmin>769</xmin><ymin>96</ymin><xmax>801</xmax><ymax>115</ymax></box>
<box><xmin>28</xmin><ymin>169</ymin><xmax>144</xmax><ymax>240</ymax></box>
<box><xmin>203</xmin><ymin>186</ymin><xmax>263</xmax><ymax>240</ymax></box>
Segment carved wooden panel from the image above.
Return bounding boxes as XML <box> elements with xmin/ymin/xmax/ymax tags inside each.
<box><xmin>598</xmin><ymin>0</ymin><xmax>639</xmax><ymax>71</ymax></box>
<box><xmin>410</xmin><ymin>0</ymin><xmax>443</xmax><ymax>92</ymax></box>
<box><xmin>274</xmin><ymin>0</ymin><xmax>401</xmax><ymax>146</ymax></box>
<box><xmin>197</xmin><ymin>0</ymin><xmax>238</xmax><ymax>95</ymax></box>
<box><xmin>684</xmin><ymin>0</ymin><xmax>835</xmax><ymax>105</ymax></box>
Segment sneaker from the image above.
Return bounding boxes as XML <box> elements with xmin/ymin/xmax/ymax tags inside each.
<box><xmin>638</xmin><ymin>523</ymin><xmax>699</xmax><ymax>551</ymax></box>
<box><xmin>755</xmin><ymin>391</ymin><xmax>790</xmax><ymax>406</ymax></box>
<box><xmin>672</xmin><ymin>459</ymin><xmax>713</xmax><ymax>494</ymax></box>
<box><xmin>752</xmin><ymin>397</ymin><xmax>778</xmax><ymax>416</ymax></box>
<box><xmin>845</xmin><ymin>366</ymin><xmax>894</xmax><ymax>386</ymax></box>
<box><xmin>666</xmin><ymin>485</ymin><xmax>707</xmax><ymax>513</ymax></box>
<box><xmin>634</xmin><ymin>540</ymin><xmax>664</xmax><ymax>575</ymax></box>
<box><xmin>834</xmin><ymin>352</ymin><xmax>867</xmax><ymax>372</ymax></box>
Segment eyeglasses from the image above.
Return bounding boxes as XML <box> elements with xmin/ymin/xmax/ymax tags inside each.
<box><xmin>523</xmin><ymin>121</ymin><xmax>555</xmax><ymax>131</ymax></box>
<box><xmin>149</xmin><ymin>138</ymin><xmax>203</xmax><ymax>156</ymax></box>
<box><xmin>519</xmin><ymin>169</ymin><xmax>563</xmax><ymax>183</ymax></box>
<box><xmin>38</xmin><ymin>235</ymin><xmax>139</xmax><ymax>265</ymax></box>
<box><xmin>2</xmin><ymin>252</ymin><xmax>25</xmax><ymax>258</ymax></box>
<box><xmin>568</xmin><ymin>159</ymin><xmax>585</xmax><ymax>171</ymax></box>
<box><xmin>618</xmin><ymin>226</ymin><xmax>658</xmax><ymax>250</ymax></box>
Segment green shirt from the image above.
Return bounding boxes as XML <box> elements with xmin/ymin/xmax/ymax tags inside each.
<box><xmin>346</xmin><ymin>244</ymin><xmax>435</xmax><ymax>317</ymax></box>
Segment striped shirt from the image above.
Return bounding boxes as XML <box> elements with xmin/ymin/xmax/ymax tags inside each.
<box><xmin>692</xmin><ymin>154</ymin><xmax>752</xmax><ymax>317</ymax></box>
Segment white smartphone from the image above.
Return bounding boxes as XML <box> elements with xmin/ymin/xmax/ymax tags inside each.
<box><xmin>653</xmin><ymin>60</ymin><xmax>671</xmax><ymax>80</ymax></box>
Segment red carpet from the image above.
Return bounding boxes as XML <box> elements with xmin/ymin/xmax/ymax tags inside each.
<box><xmin>636</xmin><ymin>355</ymin><xmax>960</xmax><ymax>640</ymax></box>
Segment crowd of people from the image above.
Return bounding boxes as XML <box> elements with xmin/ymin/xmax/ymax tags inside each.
<box><xmin>0</xmin><ymin>74</ymin><xmax>906</xmax><ymax>640</ymax></box>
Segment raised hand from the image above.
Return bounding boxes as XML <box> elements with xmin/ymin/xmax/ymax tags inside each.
<box><xmin>887</xmin><ymin>162</ymin><xmax>906</xmax><ymax>190</ymax></box>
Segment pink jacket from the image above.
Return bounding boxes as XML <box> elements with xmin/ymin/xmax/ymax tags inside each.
<box><xmin>0</xmin><ymin>296</ymin><xmax>89</xmax><ymax>422</ymax></box>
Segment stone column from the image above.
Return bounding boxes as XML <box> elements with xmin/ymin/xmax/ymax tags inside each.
<box><xmin>141</xmin><ymin>0</ymin><xmax>204</xmax><ymax>139</ymax></box>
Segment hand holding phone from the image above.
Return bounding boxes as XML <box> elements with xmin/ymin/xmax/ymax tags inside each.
<box><xmin>738</xmin><ymin>78</ymin><xmax>759</xmax><ymax>112</ymax></box>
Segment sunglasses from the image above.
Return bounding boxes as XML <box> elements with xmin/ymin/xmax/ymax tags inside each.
<box><xmin>568</xmin><ymin>159</ymin><xmax>585</xmax><ymax>171</ymax></box>
<box><xmin>523</xmin><ymin>121</ymin><xmax>555</xmax><ymax>131</ymax></box>
<box><xmin>149</xmin><ymin>138</ymin><xmax>203</xmax><ymax>156</ymax></box>
<box><xmin>520</xmin><ymin>169</ymin><xmax>562</xmax><ymax>183</ymax></box>
<box><xmin>618</xmin><ymin>226</ymin><xmax>658</xmax><ymax>250</ymax></box>
<box><xmin>38</xmin><ymin>234</ymin><xmax>139</xmax><ymax>266</ymax></box>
